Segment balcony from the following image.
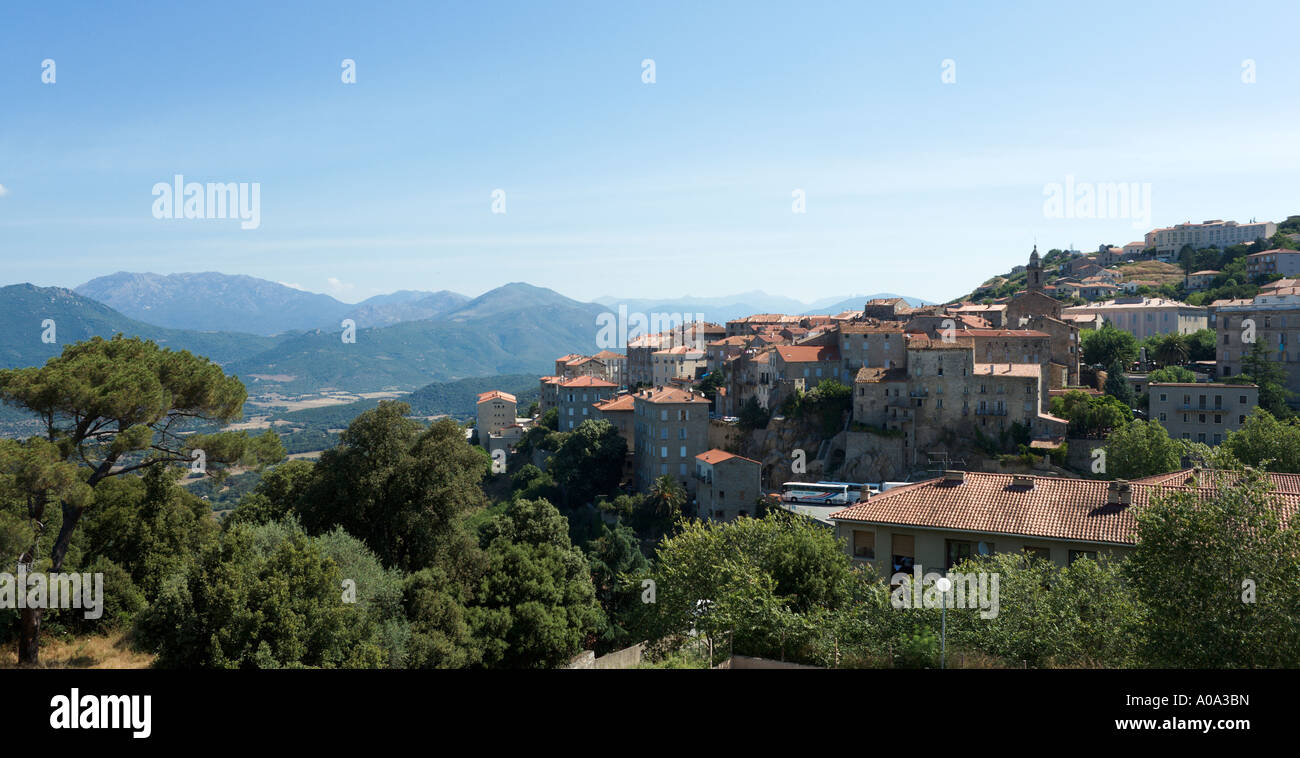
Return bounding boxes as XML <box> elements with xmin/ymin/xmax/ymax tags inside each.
<box><xmin>975</xmin><ymin>407</ymin><xmax>1007</xmax><ymax>416</ymax></box>
<box><xmin>908</xmin><ymin>389</ymin><xmax>928</xmax><ymax>398</ymax></box>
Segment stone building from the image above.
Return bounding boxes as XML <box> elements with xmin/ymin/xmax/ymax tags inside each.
<box><xmin>476</xmin><ymin>390</ymin><xmax>517</xmax><ymax>437</ymax></box>
<box><xmin>1149</xmin><ymin>382</ymin><xmax>1259</xmax><ymax>445</ymax></box>
<box><xmin>1212</xmin><ymin>283</ymin><xmax>1300</xmax><ymax>406</ymax></box>
<box><xmin>834</xmin><ymin>323</ymin><xmax>907</xmax><ymax>384</ymax></box>
<box><xmin>1063</xmin><ymin>298</ymin><xmax>1208</xmax><ymax>341</ymax></box>
<box><xmin>632</xmin><ymin>386</ymin><xmax>712</xmax><ymax>494</ymax></box>
<box><xmin>593</xmin><ymin>393</ymin><xmax>636</xmax><ymax>452</ymax></box>
<box><xmin>853</xmin><ymin>338</ymin><xmax>1066</xmax><ymax>464</ymax></box>
<box><xmin>651</xmin><ymin>345</ymin><xmax>708</xmax><ymax>387</ymax></box>
<box><xmin>537</xmin><ymin>376</ymin><xmax>565</xmax><ymax>414</ymax></box>
<box><xmin>557</xmin><ymin>376</ymin><xmax>618</xmax><ymax>431</ymax></box>
<box><xmin>694</xmin><ymin>449</ymin><xmax>762</xmax><ymax>521</ymax></box>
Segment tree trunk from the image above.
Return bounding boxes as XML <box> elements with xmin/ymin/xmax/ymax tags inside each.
<box><xmin>17</xmin><ymin>493</ymin><xmax>48</xmax><ymax>665</ymax></box>
<box><xmin>17</xmin><ymin>500</ymin><xmax>82</xmax><ymax>665</ymax></box>
<box><xmin>18</xmin><ymin>608</ymin><xmax>41</xmax><ymax>665</ymax></box>
<box><xmin>50</xmin><ymin>501</ymin><xmax>83</xmax><ymax>572</ymax></box>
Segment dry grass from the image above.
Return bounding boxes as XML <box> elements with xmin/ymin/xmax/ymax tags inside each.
<box><xmin>0</xmin><ymin>630</ymin><xmax>155</xmax><ymax>669</ymax></box>
<box><xmin>1115</xmin><ymin>260</ymin><xmax>1184</xmax><ymax>285</ymax></box>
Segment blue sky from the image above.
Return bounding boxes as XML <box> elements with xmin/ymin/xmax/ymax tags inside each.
<box><xmin>2</xmin><ymin>0</ymin><xmax>1298</xmax><ymax>305</ymax></box>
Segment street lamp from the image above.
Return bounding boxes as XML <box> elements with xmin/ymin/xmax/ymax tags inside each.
<box><xmin>934</xmin><ymin>576</ymin><xmax>952</xmax><ymax>669</ymax></box>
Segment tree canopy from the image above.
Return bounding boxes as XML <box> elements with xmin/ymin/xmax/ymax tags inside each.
<box><xmin>0</xmin><ymin>335</ymin><xmax>282</xmax><ymax>663</ymax></box>
<box><xmin>1082</xmin><ymin>323</ymin><xmax>1138</xmax><ymax>367</ymax></box>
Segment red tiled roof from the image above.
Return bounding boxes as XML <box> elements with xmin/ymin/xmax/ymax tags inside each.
<box><xmin>634</xmin><ymin>386</ymin><xmax>710</xmax><ymax>404</ymax></box>
<box><xmin>653</xmin><ymin>345</ymin><xmax>707</xmax><ymax>356</ymax></box>
<box><xmin>559</xmin><ymin>376</ymin><xmax>617</xmax><ymax>388</ymax></box>
<box><xmin>477</xmin><ymin>390</ymin><xmax>517</xmax><ymax>404</ymax></box>
<box><xmin>593</xmin><ymin>394</ymin><xmax>635</xmax><ymax>412</ymax></box>
<box><xmin>961</xmin><ymin>329</ymin><xmax>1050</xmax><ymax>338</ymax></box>
<box><xmin>904</xmin><ymin>334</ymin><xmax>972</xmax><ymax>349</ymax></box>
<box><xmin>695</xmin><ymin>448</ymin><xmax>760</xmax><ymax>466</ymax></box>
<box><xmin>709</xmin><ymin>336</ymin><xmax>753</xmax><ymax>347</ymax></box>
<box><xmin>773</xmin><ymin>345</ymin><xmax>839</xmax><ymax>363</ymax></box>
<box><xmin>973</xmin><ymin>362</ymin><xmax>1041</xmax><ymax>378</ymax></box>
<box><xmin>829</xmin><ymin>470</ymin><xmax>1299</xmax><ymax>545</ymax></box>
<box><xmin>1130</xmin><ymin>469</ymin><xmax>1300</xmax><ymax>494</ymax></box>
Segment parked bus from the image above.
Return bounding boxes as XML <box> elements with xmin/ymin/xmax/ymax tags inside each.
<box><xmin>778</xmin><ymin>481</ymin><xmax>854</xmax><ymax>505</ymax></box>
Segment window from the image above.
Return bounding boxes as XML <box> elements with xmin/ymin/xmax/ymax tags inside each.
<box><xmin>945</xmin><ymin>540</ymin><xmax>973</xmax><ymax>570</ymax></box>
<box><xmin>852</xmin><ymin>531</ymin><xmax>876</xmax><ymax>559</ymax></box>
<box><xmin>1068</xmin><ymin>550</ymin><xmax>1098</xmax><ymax>565</ymax></box>
<box><xmin>679</xmin><ymin>445</ymin><xmax>686</xmax><ymax>457</ymax></box>
<box><xmin>891</xmin><ymin>534</ymin><xmax>915</xmax><ymax>574</ymax></box>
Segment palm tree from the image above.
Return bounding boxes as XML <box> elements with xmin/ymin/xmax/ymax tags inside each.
<box><xmin>1152</xmin><ymin>333</ymin><xmax>1190</xmax><ymax>368</ymax></box>
<box><xmin>649</xmin><ymin>474</ymin><xmax>687</xmax><ymax>519</ymax></box>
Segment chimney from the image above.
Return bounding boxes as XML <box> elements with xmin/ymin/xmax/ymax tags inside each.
<box><xmin>1106</xmin><ymin>479</ymin><xmax>1132</xmax><ymax>506</ymax></box>
<box><xmin>943</xmin><ymin>470</ymin><xmax>966</xmax><ymax>483</ymax></box>
<box><xmin>1011</xmin><ymin>474</ymin><xmax>1034</xmax><ymax>489</ymax></box>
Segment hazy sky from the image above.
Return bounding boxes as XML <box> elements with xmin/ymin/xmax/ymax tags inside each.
<box><xmin>3</xmin><ymin>0</ymin><xmax>1298</xmax><ymax>304</ymax></box>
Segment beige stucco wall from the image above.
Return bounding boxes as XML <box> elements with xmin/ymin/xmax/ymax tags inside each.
<box><xmin>834</xmin><ymin>522</ymin><xmax>1132</xmax><ymax>577</ymax></box>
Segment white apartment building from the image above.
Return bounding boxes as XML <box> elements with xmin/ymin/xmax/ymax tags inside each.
<box><xmin>1144</xmin><ymin>220</ymin><xmax>1276</xmax><ymax>255</ymax></box>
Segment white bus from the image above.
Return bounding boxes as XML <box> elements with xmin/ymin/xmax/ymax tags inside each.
<box><xmin>778</xmin><ymin>481</ymin><xmax>855</xmax><ymax>505</ymax></box>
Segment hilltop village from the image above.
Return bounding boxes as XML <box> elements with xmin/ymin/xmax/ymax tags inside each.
<box><xmin>475</xmin><ymin>218</ymin><xmax>1300</xmax><ymax>574</ymax></box>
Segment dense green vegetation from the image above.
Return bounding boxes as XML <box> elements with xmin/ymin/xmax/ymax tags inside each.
<box><xmin>1050</xmin><ymin>390</ymin><xmax>1131</xmax><ymax>438</ymax></box>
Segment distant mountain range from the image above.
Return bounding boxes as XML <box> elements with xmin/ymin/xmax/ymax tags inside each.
<box><xmin>225</xmin><ymin>283</ymin><xmax>606</xmax><ymax>393</ymax></box>
<box><xmin>0</xmin><ymin>283</ymin><xmax>282</xmax><ymax>368</ymax></box>
<box><xmin>0</xmin><ymin>280</ymin><xmax>605</xmax><ymax>395</ymax></box>
<box><xmin>339</xmin><ymin>289</ymin><xmax>470</xmax><ymax>328</ymax></box>
<box><xmin>74</xmin><ymin>272</ymin><xmax>474</xmax><ymax>336</ymax></box>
